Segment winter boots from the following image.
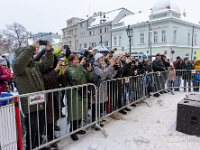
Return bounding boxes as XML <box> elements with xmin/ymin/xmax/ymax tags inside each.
<box><xmin>110</xmin><ymin>112</ymin><xmax>122</xmax><ymax>120</ymax></box>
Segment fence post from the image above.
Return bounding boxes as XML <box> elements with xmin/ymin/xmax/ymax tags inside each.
<box><xmin>14</xmin><ymin>97</ymin><xmax>23</xmax><ymax>150</ymax></box>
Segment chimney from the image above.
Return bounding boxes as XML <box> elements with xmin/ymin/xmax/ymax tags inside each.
<box><xmin>139</xmin><ymin>11</ymin><xmax>142</xmax><ymax>13</ymax></box>
<box><xmin>183</xmin><ymin>9</ymin><xmax>186</xmax><ymax>17</ymax></box>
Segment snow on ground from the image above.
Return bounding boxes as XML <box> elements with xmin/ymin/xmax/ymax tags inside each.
<box><xmin>58</xmin><ymin>91</ymin><xmax>200</xmax><ymax>150</ymax></box>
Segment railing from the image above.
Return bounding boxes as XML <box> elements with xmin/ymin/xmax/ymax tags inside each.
<box><xmin>1</xmin><ymin>69</ymin><xmax>200</xmax><ymax>149</ymax></box>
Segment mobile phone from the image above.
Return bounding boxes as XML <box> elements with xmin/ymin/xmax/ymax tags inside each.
<box><xmin>39</xmin><ymin>40</ymin><xmax>47</xmax><ymax>45</ymax></box>
<box><xmin>60</xmin><ymin>64</ymin><xmax>68</xmax><ymax>66</ymax></box>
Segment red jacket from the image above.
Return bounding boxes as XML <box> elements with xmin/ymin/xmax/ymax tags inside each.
<box><xmin>0</xmin><ymin>65</ymin><xmax>10</xmax><ymax>94</ymax></box>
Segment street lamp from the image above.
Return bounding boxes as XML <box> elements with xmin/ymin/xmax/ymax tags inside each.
<box><xmin>149</xmin><ymin>26</ymin><xmax>152</xmax><ymax>61</ymax></box>
<box><xmin>126</xmin><ymin>25</ymin><xmax>132</xmax><ymax>56</ymax></box>
<box><xmin>99</xmin><ymin>12</ymin><xmax>106</xmax><ymax>44</ymax></box>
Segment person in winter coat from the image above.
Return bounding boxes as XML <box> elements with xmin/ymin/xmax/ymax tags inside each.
<box><xmin>144</xmin><ymin>59</ymin><xmax>154</xmax><ymax>98</ymax></box>
<box><xmin>152</xmin><ymin>53</ymin><xmax>166</xmax><ymax>97</ymax></box>
<box><xmin>173</xmin><ymin>56</ymin><xmax>181</xmax><ymax>66</ymax></box>
<box><xmin>114</xmin><ymin>52</ymin><xmax>132</xmax><ymax>114</ymax></box>
<box><xmin>12</xmin><ymin>40</ymin><xmax>54</xmax><ymax>150</ymax></box>
<box><xmin>65</xmin><ymin>54</ymin><xmax>93</xmax><ymax>141</ymax></box>
<box><xmin>182</xmin><ymin>58</ymin><xmax>194</xmax><ymax>92</ymax></box>
<box><xmin>192</xmin><ymin>58</ymin><xmax>200</xmax><ymax>91</ymax></box>
<box><xmin>92</xmin><ymin>53</ymin><xmax>117</xmax><ymax>124</ymax></box>
<box><xmin>168</xmin><ymin>66</ymin><xmax>176</xmax><ymax>90</ymax></box>
<box><xmin>174</xmin><ymin>59</ymin><xmax>183</xmax><ymax>91</ymax></box>
<box><xmin>0</xmin><ymin>65</ymin><xmax>10</xmax><ymax>94</ymax></box>
<box><xmin>42</xmin><ymin>56</ymin><xmax>67</xmax><ymax>148</ymax></box>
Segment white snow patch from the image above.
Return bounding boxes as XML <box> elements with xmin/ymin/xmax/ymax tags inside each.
<box><xmin>58</xmin><ymin>91</ymin><xmax>200</xmax><ymax>150</ymax></box>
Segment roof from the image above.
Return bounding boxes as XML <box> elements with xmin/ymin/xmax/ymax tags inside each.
<box><xmin>181</xmin><ymin>15</ymin><xmax>200</xmax><ymax>25</ymax></box>
<box><xmin>88</xmin><ymin>9</ymin><xmax>122</xmax><ymax>28</ymax></box>
<box><xmin>116</xmin><ymin>10</ymin><xmax>151</xmax><ymax>27</ymax></box>
<box><xmin>152</xmin><ymin>0</ymin><xmax>180</xmax><ymax>14</ymax></box>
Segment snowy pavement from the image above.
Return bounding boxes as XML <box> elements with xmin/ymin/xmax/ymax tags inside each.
<box><xmin>58</xmin><ymin>91</ymin><xmax>200</xmax><ymax>150</ymax></box>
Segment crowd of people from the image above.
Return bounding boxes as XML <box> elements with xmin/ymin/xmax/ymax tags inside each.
<box><xmin>0</xmin><ymin>39</ymin><xmax>200</xmax><ymax>149</ymax></box>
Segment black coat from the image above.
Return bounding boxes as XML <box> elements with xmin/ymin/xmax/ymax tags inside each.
<box><xmin>152</xmin><ymin>59</ymin><xmax>165</xmax><ymax>72</ymax></box>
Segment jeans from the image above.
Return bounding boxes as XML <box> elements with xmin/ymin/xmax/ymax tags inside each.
<box><xmin>174</xmin><ymin>76</ymin><xmax>181</xmax><ymax>91</ymax></box>
<box><xmin>183</xmin><ymin>79</ymin><xmax>192</xmax><ymax>92</ymax></box>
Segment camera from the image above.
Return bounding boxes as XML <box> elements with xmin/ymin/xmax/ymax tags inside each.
<box><xmin>63</xmin><ymin>45</ymin><xmax>71</xmax><ymax>58</ymax></box>
<box><xmin>85</xmin><ymin>62</ymin><xmax>90</xmax><ymax>67</ymax></box>
<box><xmin>39</xmin><ymin>40</ymin><xmax>47</xmax><ymax>45</ymax></box>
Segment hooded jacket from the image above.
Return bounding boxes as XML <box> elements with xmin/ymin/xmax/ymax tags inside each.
<box><xmin>194</xmin><ymin>59</ymin><xmax>200</xmax><ymax>70</ymax></box>
<box><xmin>12</xmin><ymin>45</ymin><xmax>54</xmax><ymax>114</ymax></box>
<box><xmin>0</xmin><ymin>65</ymin><xmax>10</xmax><ymax>94</ymax></box>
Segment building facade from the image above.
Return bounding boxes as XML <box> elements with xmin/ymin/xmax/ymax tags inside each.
<box><xmin>77</xmin><ymin>8</ymin><xmax>134</xmax><ymax>51</ymax></box>
<box><xmin>62</xmin><ymin>17</ymin><xmax>82</xmax><ymax>52</ymax></box>
<box><xmin>112</xmin><ymin>0</ymin><xmax>200</xmax><ymax>61</ymax></box>
<box><xmin>32</xmin><ymin>32</ymin><xmax>61</xmax><ymax>50</ymax></box>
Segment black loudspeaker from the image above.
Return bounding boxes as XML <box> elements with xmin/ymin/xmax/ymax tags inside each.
<box><xmin>176</xmin><ymin>94</ymin><xmax>200</xmax><ymax>136</ymax></box>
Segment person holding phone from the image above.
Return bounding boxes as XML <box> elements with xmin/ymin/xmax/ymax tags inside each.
<box><xmin>12</xmin><ymin>39</ymin><xmax>54</xmax><ymax>150</ymax></box>
<box><xmin>42</xmin><ymin>57</ymin><xmax>67</xmax><ymax>148</ymax></box>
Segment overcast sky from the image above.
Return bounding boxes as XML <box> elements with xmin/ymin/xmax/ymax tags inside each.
<box><xmin>0</xmin><ymin>0</ymin><xmax>200</xmax><ymax>34</ymax></box>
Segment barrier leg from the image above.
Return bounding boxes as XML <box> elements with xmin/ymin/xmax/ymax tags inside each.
<box><xmin>14</xmin><ymin>97</ymin><xmax>23</xmax><ymax>150</ymax></box>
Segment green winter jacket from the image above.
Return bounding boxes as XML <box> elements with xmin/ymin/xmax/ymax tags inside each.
<box><xmin>12</xmin><ymin>45</ymin><xmax>54</xmax><ymax>114</ymax></box>
<box><xmin>65</xmin><ymin>64</ymin><xmax>93</xmax><ymax>122</ymax></box>
<box><xmin>182</xmin><ymin>63</ymin><xmax>194</xmax><ymax>80</ymax></box>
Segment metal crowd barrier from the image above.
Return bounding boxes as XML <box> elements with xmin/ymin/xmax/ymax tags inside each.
<box><xmin>2</xmin><ymin>69</ymin><xmax>199</xmax><ymax>149</ymax></box>
<box><xmin>97</xmin><ymin>74</ymin><xmax>146</xmax><ymax>126</ymax></box>
<box><xmin>16</xmin><ymin>83</ymin><xmax>100</xmax><ymax>150</ymax></box>
<box><xmin>0</xmin><ymin>96</ymin><xmax>18</xmax><ymax>150</ymax></box>
<box><xmin>173</xmin><ymin>69</ymin><xmax>200</xmax><ymax>92</ymax></box>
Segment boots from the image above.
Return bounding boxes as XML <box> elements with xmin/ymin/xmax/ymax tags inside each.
<box><xmin>71</xmin><ymin>134</ymin><xmax>78</xmax><ymax>141</ymax></box>
<box><xmin>110</xmin><ymin>112</ymin><xmax>122</xmax><ymax>120</ymax></box>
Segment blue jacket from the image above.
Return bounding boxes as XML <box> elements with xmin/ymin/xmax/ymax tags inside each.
<box><xmin>194</xmin><ymin>74</ymin><xmax>200</xmax><ymax>83</ymax></box>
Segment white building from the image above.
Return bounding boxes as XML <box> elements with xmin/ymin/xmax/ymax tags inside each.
<box><xmin>77</xmin><ymin>8</ymin><xmax>133</xmax><ymax>51</ymax></box>
<box><xmin>112</xmin><ymin>0</ymin><xmax>200</xmax><ymax>61</ymax></box>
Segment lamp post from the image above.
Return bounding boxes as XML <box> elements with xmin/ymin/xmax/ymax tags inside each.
<box><xmin>99</xmin><ymin>12</ymin><xmax>106</xmax><ymax>44</ymax></box>
<box><xmin>149</xmin><ymin>26</ymin><xmax>152</xmax><ymax>61</ymax></box>
<box><xmin>126</xmin><ymin>25</ymin><xmax>132</xmax><ymax>56</ymax></box>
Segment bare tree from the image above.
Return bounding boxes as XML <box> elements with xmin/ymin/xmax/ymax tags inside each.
<box><xmin>2</xmin><ymin>22</ymin><xmax>32</xmax><ymax>51</ymax></box>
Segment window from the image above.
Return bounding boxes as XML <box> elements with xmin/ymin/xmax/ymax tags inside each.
<box><xmin>99</xmin><ymin>29</ymin><xmax>102</xmax><ymax>34</ymax></box>
<box><xmin>114</xmin><ymin>37</ymin><xmax>117</xmax><ymax>46</ymax></box>
<box><xmin>80</xmin><ymin>44</ymin><xmax>82</xmax><ymax>49</ymax></box>
<box><xmin>194</xmin><ymin>34</ymin><xmax>197</xmax><ymax>45</ymax></box>
<box><xmin>80</xmin><ymin>32</ymin><xmax>85</xmax><ymax>38</ymax></box>
<box><xmin>105</xmin><ymin>41</ymin><xmax>109</xmax><ymax>47</ymax></box>
<box><xmin>119</xmin><ymin>36</ymin><xmax>122</xmax><ymax>46</ymax></box>
<box><xmin>188</xmin><ymin>33</ymin><xmax>190</xmax><ymax>43</ymax></box>
<box><xmin>131</xmin><ymin>31</ymin><xmax>134</xmax><ymax>45</ymax></box>
<box><xmin>173</xmin><ymin>30</ymin><xmax>177</xmax><ymax>42</ymax></box>
<box><xmin>69</xmin><ymin>41</ymin><xmax>71</xmax><ymax>47</ymax></box>
<box><xmin>161</xmin><ymin>30</ymin><xmax>166</xmax><ymax>42</ymax></box>
<box><xmin>105</xmin><ymin>28</ymin><xmax>107</xmax><ymax>33</ymax></box>
<box><xmin>84</xmin><ymin>43</ymin><xmax>87</xmax><ymax>48</ymax></box>
<box><xmin>89</xmin><ymin>31</ymin><xmax>94</xmax><ymax>36</ymax></box>
<box><xmin>153</xmin><ymin>31</ymin><xmax>158</xmax><ymax>43</ymax></box>
<box><xmin>80</xmin><ymin>22</ymin><xmax>85</xmax><ymax>28</ymax></box>
<box><xmin>140</xmin><ymin>33</ymin><xmax>144</xmax><ymax>44</ymax></box>
<box><xmin>91</xmin><ymin>42</ymin><xmax>96</xmax><ymax>47</ymax></box>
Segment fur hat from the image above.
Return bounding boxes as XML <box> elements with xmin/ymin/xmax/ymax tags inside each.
<box><xmin>0</xmin><ymin>57</ymin><xmax>7</xmax><ymax>66</ymax></box>
<box><xmin>118</xmin><ymin>51</ymin><xmax>126</xmax><ymax>57</ymax></box>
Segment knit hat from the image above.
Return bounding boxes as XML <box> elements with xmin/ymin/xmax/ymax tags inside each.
<box><xmin>0</xmin><ymin>57</ymin><xmax>7</xmax><ymax>66</ymax></box>
<box><xmin>94</xmin><ymin>53</ymin><xmax>104</xmax><ymax>61</ymax></box>
<box><xmin>118</xmin><ymin>51</ymin><xmax>126</xmax><ymax>57</ymax></box>
<box><xmin>112</xmin><ymin>53</ymin><xmax>119</xmax><ymax>60</ymax></box>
